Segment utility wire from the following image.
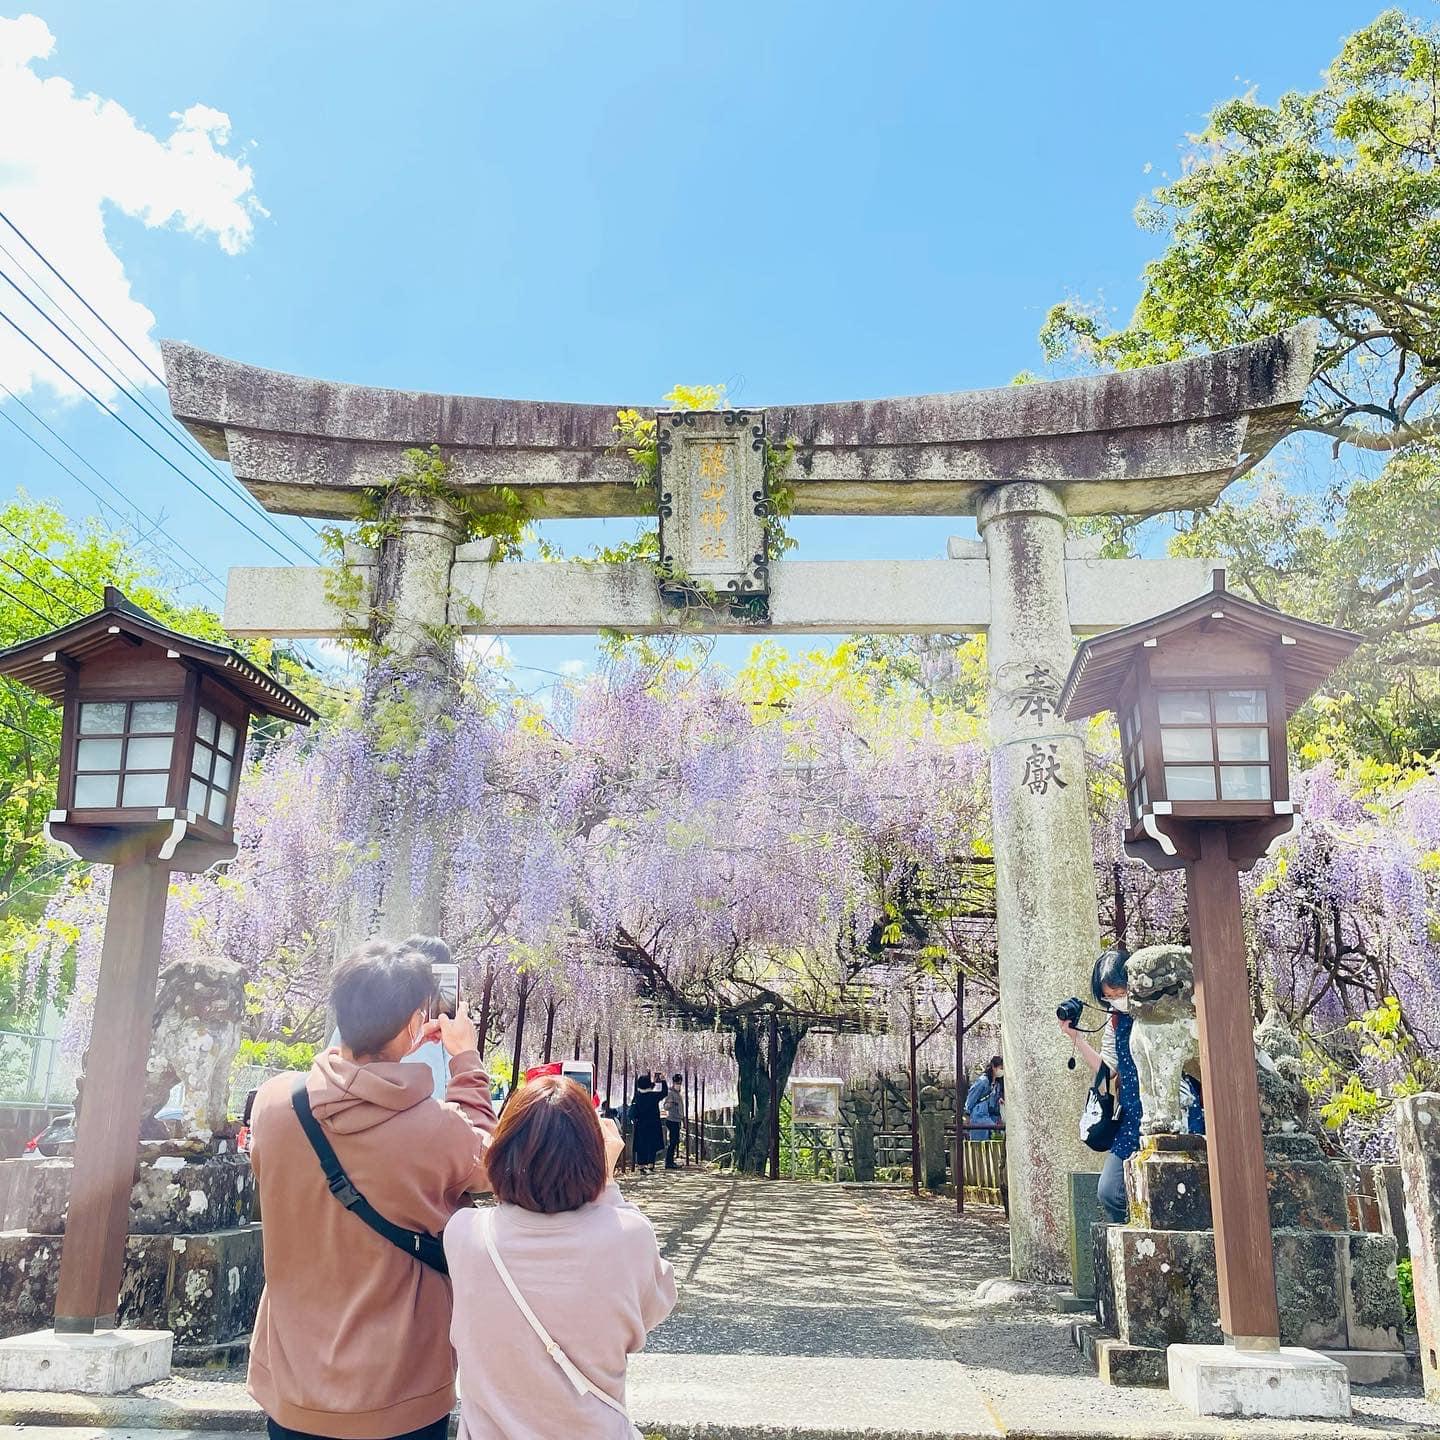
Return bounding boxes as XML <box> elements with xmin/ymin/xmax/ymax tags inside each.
<box><xmin>0</xmin><ymin>516</ymin><xmax>103</xmax><ymax>601</ymax></box>
<box><xmin>0</xmin><ymin>399</ymin><xmax>227</xmax><ymax>604</ymax></box>
<box><xmin>0</xmin><ymin>210</ymin><xmax>323</xmax><ymax>545</ymax></box>
<box><xmin>0</xmin><ymin>304</ymin><xmax>306</xmax><ymax>566</ymax></box>
<box><xmin>0</xmin><ymin>552</ymin><xmax>86</xmax><ymax>618</ymax></box>
<box><xmin>0</xmin><ymin>579</ymin><xmax>55</xmax><ymax>626</ymax></box>
<box><xmin>0</xmin><ymin>259</ymin><xmax>320</xmax><ymax>563</ymax></box>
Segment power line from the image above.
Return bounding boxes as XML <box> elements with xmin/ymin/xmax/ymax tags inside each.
<box><xmin>0</xmin><ymin>304</ymin><xmax>308</xmax><ymax>567</ymax></box>
<box><xmin>0</xmin><ymin>551</ymin><xmax>86</xmax><ymax>618</ymax></box>
<box><xmin>0</xmin><ymin>579</ymin><xmax>55</xmax><ymax>626</ymax></box>
<box><xmin>0</xmin><ymin>209</ymin><xmax>323</xmax><ymax>545</ymax></box>
<box><xmin>0</xmin><ymin>259</ymin><xmax>320</xmax><ymax>564</ymax></box>
<box><xmin>0</xmin><ymin>517</ymin><xmax>103</xmax><ymax>601</ymax></box>
<box><xmin>0</xmin><ymin>397</ymin><xmax>227</xmax><ymax>605</ymax></box>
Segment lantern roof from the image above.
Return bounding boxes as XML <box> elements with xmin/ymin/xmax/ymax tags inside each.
<box><xmin>0</xmin><ymin>586</ymin><xmax>316</xmax><ymax>725</ymax></box>
<box><xmin>1059</xmin><ymin>572</ymin><xmax>1361</xmax><ymax>723</ymax></box>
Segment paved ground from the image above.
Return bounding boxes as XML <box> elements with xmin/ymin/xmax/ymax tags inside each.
<box><xmin>2</xmin><ymin>1172</ymin><xmax>1437</xmax><ymax>1438</ymax></box>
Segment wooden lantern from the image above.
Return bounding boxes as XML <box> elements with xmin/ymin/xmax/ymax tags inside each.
<box><xmin>1061</xmin><ymin>571</ymin><xmax>1359</xmax><ymax>869</ymax></box>
<box><xmin>1059</xmin><ymin>572</ymin><xmax>1360</xmax><ymax>1354</ymax></box>
<box><xmin>0</xmin><ymin>587</ymin><xmax>313</xmax><ymax>1335</ymax></box>
<box><xmin>0</xmin><ymin>587</ymin><xmax>314</xmax><ymax>871</ymax></box>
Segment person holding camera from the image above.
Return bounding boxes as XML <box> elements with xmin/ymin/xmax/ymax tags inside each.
<box><xmin>247</xmin><ymin>938</ymin><xmax>496</xmax><ymax>1440</ymax></box>
<box><xmin>1057</xmin><ymin>947</ymin><xmax>1141</xmax><ymax>1224</ymax></box>
<box><xmin>963</xmin><ymin>1056</ymin><xmax>1005</xmax><ymax>1139</ymax></box>
<box><xmin>445</xmin><ymin>1072</ymin><xmax>677</xmax><ymax>1438</ymax></box>
<box><xmin>663</xmin><ymin>1072</ymin><xmax>685</xmax><ymax>1169</ymax></box>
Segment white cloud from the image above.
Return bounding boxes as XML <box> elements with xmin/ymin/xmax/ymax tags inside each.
<box><xmin>558</xmin><ymin>658</ymin><xmax>588</xmax><ymax>677</ymax></box>
<box><xmin>0</xmin><ymin>14</ymin><xmax>265</xmax><ymax>402</ymax></box>
<box><xmin>458</xmin><ymin>635</ymin><xmax>512</xmax><ymax>667</ymax></box>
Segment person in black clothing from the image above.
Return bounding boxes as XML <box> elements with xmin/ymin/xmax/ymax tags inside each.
<box><xmin>630</xmin><ymin>1073</ymin><xmax>664</xmax><ymax>1173</ymax></box>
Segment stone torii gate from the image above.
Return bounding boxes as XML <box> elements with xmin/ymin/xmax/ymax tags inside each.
<box><xmin>162</xmin><ymin>325</ymin><xmax>1314</xmax><ymax>1283</ymax></box>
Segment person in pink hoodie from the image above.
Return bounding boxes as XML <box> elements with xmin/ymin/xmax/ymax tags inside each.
<box><xmin>248</xmin><ymin>938</ymin><xmax>495</xmax><ymax>1440</ymax></box>
<box><xmin>445</xmin><ymin>1074</ymin><xmax>677</xmax><ymax>1439</ymax></box>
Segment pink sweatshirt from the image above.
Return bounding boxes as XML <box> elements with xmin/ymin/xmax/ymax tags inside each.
<box><xmin>444</xmin><ymin>1184</ymin><xmax>677</xmax><ymax>1439</ymax></box>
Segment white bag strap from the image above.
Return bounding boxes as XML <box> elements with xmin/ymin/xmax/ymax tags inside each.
<box><xmin>479</xmin><ymin>1210</ymin><xmax>631</xmax><ymax>1422</ymax></box>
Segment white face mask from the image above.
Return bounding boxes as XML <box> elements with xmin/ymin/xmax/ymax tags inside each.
<box><xmin>1107</xmin><ymin>995</ymin><xmax>1130</xmax><ymax>1014</ymax></box>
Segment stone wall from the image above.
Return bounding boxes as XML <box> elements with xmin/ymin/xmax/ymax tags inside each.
<box><xmin>841</xmin><ymin>1075</ymin><xmax>959</xmax><ymax>1131</ymax></box>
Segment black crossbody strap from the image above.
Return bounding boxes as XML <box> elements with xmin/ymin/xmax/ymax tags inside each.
<box><xmin>290</xmin><ymin>1077</ymin><xmax>449</xmax><ymax>1275</ymax></box>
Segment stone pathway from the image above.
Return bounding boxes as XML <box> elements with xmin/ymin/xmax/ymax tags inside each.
<box><xmin>2</xmin><ymin>1172</ymin><xmax>1437</xmax><ymax>1438</ymax></box>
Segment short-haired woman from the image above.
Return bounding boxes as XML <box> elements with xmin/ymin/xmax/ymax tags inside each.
<box><xmin>445</xmin><ymin>1074</ymin><xmax>676</xmax><ymax>1438</ymax></box>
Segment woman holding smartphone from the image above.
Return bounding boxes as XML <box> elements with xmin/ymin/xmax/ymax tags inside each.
<box><xmin>444</xmin><ymin>1074</ymin><xmax>676</xmax><ymax>1438</ymax></box>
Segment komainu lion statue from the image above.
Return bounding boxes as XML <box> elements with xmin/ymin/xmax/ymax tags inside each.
<box><xmin>1124</xmin><ymin>944</ymin><xmax>1201</xmax><ymax>1136</ymax></box>
<box><xmin>142</xmin><ymin>956</ymin><xmax>246</xmax><ymax>1139</ymax></box>
<box><xmin>1125</xmin><ymin>945</ymin><xmax>1316</xmax><ymax>1140</ymax></box>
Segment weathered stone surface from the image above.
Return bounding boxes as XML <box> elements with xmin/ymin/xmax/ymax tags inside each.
<box><xmin>28</xmin><ymin>1153</ymin><xmax>255</xmax><ymax>1236</ymax></box>
<box><xmin>1101</xmin><ymin>1224</ymin><xmax>1404</xmax><ymax>1356</ymax></box>
<box><xmin>144</xmin><ymin>957</ymin><xmax>246</xmax><ymax>1139</ymax></box>
<box><xmin>163</xmin><ymin>326</ymin><xmax>1316</xmax><ymax>521</ymax></box>
<box><xmin>1374</xmin><ymin>1163</ymin><xmax>1410</xmax><ymax>1260</ymax></box>
<box><xmin>979</xmin><ymin>483</ymin><xmax>1102</xmax><ymax>1283</ymax></box>
<box><xmin>1066</xmin><ymin>1172</ymin><xmax>1101</xmax><ymax>1302</ymax></box>
<box><xmin>918</xmin><ymin>1085</ymin><xmax>948</xmax><ymax>1192</ymax></box>
<box><xmin>0</xmin><ymin>1226</ymin><xmax>261</xmax><ymax>1355</ymax></box>
<box><xmin>1126</xmin><ymin>1138</ymin><xmax>1350</xmax><ymax>1233</ymax></box>
<box><xmin>1125</xmin><ymin>945</ymin><xmax>1199</xmax><ymax>1136</ymax></box>
<box><xmin>849</xmin><ymin>1097</ymin><xmax>875</xmax><ymax>1183</ymax></box>
<box><xmin>1394</xmin><ymin>1092</ymin><xmax>1440</xmax><ymax>1403</ymax></box>
<box><xmin>1168</xmin><ymin>1343</ymin><xmax>1351</xmax><ymax>1420</ymax></box>
<box><xmin>1343</xmin><ymin>1233</ymin><xmax>1408</xmax><ymax>1353</ymax></box>
<box><xmin>0</xmin><ymin>1327</ymin><xmax>173</xmax><ymax>1395</ymax></box>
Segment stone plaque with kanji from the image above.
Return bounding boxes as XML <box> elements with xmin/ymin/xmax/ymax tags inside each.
<box><xmin>656</xmin><ymin>410</ymin><xmax>768</xmax><ymax>598</ymax></box>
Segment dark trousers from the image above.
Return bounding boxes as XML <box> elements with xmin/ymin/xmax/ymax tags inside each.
<box><xmin>268</xmin><ymin>1418</ymin><xmax>448</xmax><ymax>1440</ymax></box>
<box><xmin>665</xmin><ymin>1118</ymin><xmax>682</xmax><ymax>1167</ymax></box>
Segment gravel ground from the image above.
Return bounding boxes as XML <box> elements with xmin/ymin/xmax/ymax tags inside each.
<box><xmin>142</xmin><ymin>1170</ymin><xmax>1438</xmax><ymax>1437</ymax></box>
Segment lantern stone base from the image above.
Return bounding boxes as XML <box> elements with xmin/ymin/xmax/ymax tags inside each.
<box><xmin>0</xmin><ymin>1326</ymin><xmax>173</xmax><ymax>1394</ymax></box>
<box><xmin>1080</xmin><ymin>1136</ymin><xmax>1411</xmax><ymax>1387</ymax></box>
<box><xmin>1167</xmin><ymin>1342</ymin><xmax>1351</xmax><ymax>1419</ymax></box>
<box><xmin>0</xmin><ymin>1151</ymin><xmax>263</xmax><ymax>1367</ymax></box>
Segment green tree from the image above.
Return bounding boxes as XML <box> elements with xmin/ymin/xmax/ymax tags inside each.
<box><xmin>1042</xmin><ymin>8</ymin><xmax>1440</xmax><ymax>458</ymax></box>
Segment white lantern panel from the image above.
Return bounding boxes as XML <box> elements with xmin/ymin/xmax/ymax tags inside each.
<box><xmin>1217</xmin><ymin>728</ymin><xmax>1267</xmax><ymax>761</ymax></box>
<box><xmin>1214</xmin><ymin>688</ymin><xmax>1267</xmax><ymax>724</ymax></box>
<box><xmin>1165</xmin><ymin>766</ymin><xmax>1217</xmax><ymax>801</ymax></box>
<box><xmin>1160</xmin><ymin>727</ymin><xmax>1213</xmax><ymax>763</ymax></box>
<box><xmin>77</xmin><ymin>738</ymin><xmax>123</xmax><ymax>770</ymax></box>
<box><xmin>1220</xmin><ymin>765</ymin><xmax>1271</xmax><ymax>800</ymax></box>
<box><xmin>187</xmin><ymin>777</ymin><xmax>208</xmax><ymax>815</ymax></box>
<box><xmin>126</xmin><ymin>735</ymin><xmax>173</xmax><ymax>770</ymax></box>
<box><xmin>1157</xmin><ymin>690</ymin><xmax>1210</xmax><ymax>724</ymax></box>
<box><xmin>218</xmin><ymin>721</ymin><xmax>237</xmax><ymax>756</ymax></box>
<box><xmin>207</xmin><ymin>788</ymin><xmax>228</xmax><ymax>824</ymax></box>
<box><xmin>73</xmin><ymin>773</ymin><xmax>118</xmax><ymax>807</ymax></box>
<box><xmin>79</xmin><ymin>702</ymin><xmax>126</xmax><ymax>735</ymax></box>
<box><xmin>196</xmin><ymin>707</ymin><xmax>217</xmax><ymax>744</ymax></box>
<box><xmin>212</xmin><ymin>755</ymin><xmax>232</xmax><ymax>790</ymax></box>
<box><xmin>121</xmin><ymin>772</ymin><xmax>168</xmax><ymax>807</ymax></box>
<box><xmin>131</xmin><ymin>701</ymin><xmax>178</xmax><ymax>734</ymax></box>
<box><xmin>191</xmin><ymin>742</ymin><xmax>214</xmax><ymax>781</ymax></box>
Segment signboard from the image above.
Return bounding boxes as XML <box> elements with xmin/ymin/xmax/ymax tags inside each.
<box><xmin>788</xmin><ymin>1076</ymin><xmax>843</xmax><ymax>1124</ymax></box>
<box><xmin>656</xmin><ymin>410</ymin><xmax>768</xmax><ymax>600</ymax></box>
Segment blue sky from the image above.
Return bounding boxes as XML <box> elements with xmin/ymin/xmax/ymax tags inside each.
<box><xmin>0</xmin><ymin>1</ymin><xmax>1377</xmax><ymax>683</ymax></box>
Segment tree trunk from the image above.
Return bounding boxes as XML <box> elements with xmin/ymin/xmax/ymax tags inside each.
<box><xmin>730</xmin><ymin>1013</ymin><xmax>806</xmax><ymax>1174</ymax></box>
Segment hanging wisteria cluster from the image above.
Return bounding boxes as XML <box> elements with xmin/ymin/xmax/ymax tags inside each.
<box><xmin>25</xmin><ymin>652</ymin><xmax>1440</xmax><ymax>1157</ymax></box>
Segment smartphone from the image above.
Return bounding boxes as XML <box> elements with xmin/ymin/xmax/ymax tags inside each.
<box><xmin>561</xmin><ymin>1060</ymin><xmax>595</xmax><ymax>1098</ymax></box>
<box><xmin>431</xmin><ymin>962</ymin><xmax>460</xmax><ymax>1021</ymax></box>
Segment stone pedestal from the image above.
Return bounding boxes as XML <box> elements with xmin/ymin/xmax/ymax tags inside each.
<box><xmin>0</xmin><ymin>1326</ymin><xmax>173</xmax><ymax>1394</ymax></box>
<box><xmin>1394</xmin><ymin>1092</ymin><xmax>1440</xmax><ymax>1404</ymax></box>
<box><xmin>1065</xmin><ymin>1171</ymin><xmax>1101</xmax><ymax>1305</ymax></box>
<box><xmin>918</xmin><ymin>1085</ymin><xmax>947</xmax><ymax>1193</ymax></box>
<box><xmin>1081</xmin><ymin>1135</ymin><xmax>1411</xmax><ymax>1388</ymax></box>
<box><xmin>850</xmin><ymin>1098</ymin><xmax>876</xmax><ymax>1183</ymax></box>
<box><xmin>1168</xmin><ymin>1343</ymin><xmax>1351</xmax><ymax>1420</ymax></box>
<box><xmin>0</xmin><ymin>1148</ymin><xmax>262</xmax><ymax>1367</ymax></box>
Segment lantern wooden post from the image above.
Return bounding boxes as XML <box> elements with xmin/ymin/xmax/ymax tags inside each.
<box><xmin>1186</xmin><ymin>826</ymin><xmax>1280</xmax><ymax>1343</ymax></box>
<box><xmin>54</xmin><ymin>860</ymin><xmax>172</xmax><ymax>1330</ymax></box>
<box><xmin>767</xmin><ymin>1010</ymin><xmax>780</xmax><ymax>1181</ymax></box>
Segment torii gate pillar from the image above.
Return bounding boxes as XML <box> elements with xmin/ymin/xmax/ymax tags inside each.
<box><xmin>979</xmin><ymin>482</ymin><xmax>1101</xmax><ymax>1280</ymax></box>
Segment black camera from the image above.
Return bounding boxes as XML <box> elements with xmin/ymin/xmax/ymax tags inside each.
<box><xmin>1056</xmin><ymin>996</ymin><xmax>1085</xmax><ymax>1027</ymax></box>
